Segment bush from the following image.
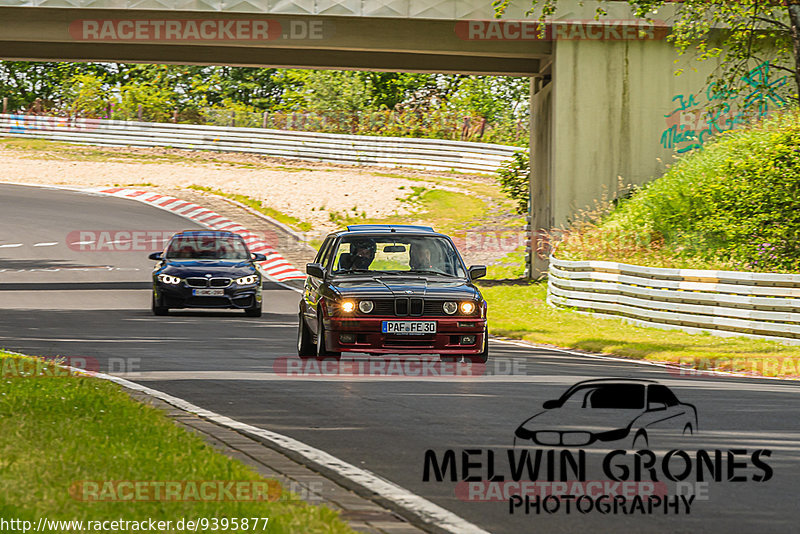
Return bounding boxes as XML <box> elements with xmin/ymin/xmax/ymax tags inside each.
<box><xmin>496</xmin><ymin>151</ymin><xmax>530</xmax><ymax>214</ymax></box>
<box><xmin>63</xmin><ymin>74</ymin><xmax>109</xmax><ymax>118</ymax></box>
<box><xmin>558</xmin><ymin>109</ymin><xmax>800</xmax><ymax>272</ymax></box>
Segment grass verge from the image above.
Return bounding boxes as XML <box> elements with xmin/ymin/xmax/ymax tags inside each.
<box><xmin>0</xmin><ymin>351</ymin><xmax>355</xmax><ymax>533</ymax></box>
<box><xmin>557</xmin><ymin>110</ymin><xmax>800</xmax><ymax>272</ymax></box>
<box><xmin>328</xmin><ymin>186</ymin><xmax>489</xmax><ymax>235</ymax></box>
<box><xmin>188</xmin><ymin>185</ymin><xmax>313</xmax><ymax>232</ymax></box>
<box><xmin>479</xmin><ymin>282</ymin><xmax>800</xmax><ymax>378</ymax></box>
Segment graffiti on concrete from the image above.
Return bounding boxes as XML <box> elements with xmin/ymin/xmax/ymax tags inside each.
<box><xmin>661</xmin><ymin>62</ymin><xmax>788</xmax><ymax>154</ymax></box>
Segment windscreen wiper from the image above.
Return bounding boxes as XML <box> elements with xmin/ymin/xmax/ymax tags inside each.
<box><xmin>408</xmin><ymin>269</ymin><xmax>456</xmax><ymax>277</ymax></box>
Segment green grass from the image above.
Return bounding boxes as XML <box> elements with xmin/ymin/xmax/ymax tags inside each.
<box><xmin>558</xmin><ymin>109</ymin><xmax>800</xmax><ymax>272</ymax></box>
<box><xmin>331</xmin><ymin>187</ymin><xmax>489</xmax><ymax>236</ymax></box>
<box><xmin>0</xmin><ymin>352</ymin><xmax>355</xmax><ymax>533</ymax></box>
<box><xmin>0</xmin><ymin>138</ymin><xmax>67</xmax><ymax>151</ymax></box>
<box><xmin>483</xmin><ymin>246</ymin><xmax>527</xmax><ymax>280</ymax></box>
<box><xmin>479</xmin><ymin>282</ymin><xmax>800</xmax><ymax>378</ymax></box>
<box><xmin>188</xmin><ymin>185</ymin><xmax>313</xmax><ymax>232</ymax></box>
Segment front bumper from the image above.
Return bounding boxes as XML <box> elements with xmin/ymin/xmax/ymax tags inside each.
<box><xmin>154</xmin><ymin>282</ymin><xmax>261</xmax><ymax>309</ymax></box>
<box><xmin>322</xmin><ymin>316</ymin><xmax>487</xmax><ymax>354</ymax></box>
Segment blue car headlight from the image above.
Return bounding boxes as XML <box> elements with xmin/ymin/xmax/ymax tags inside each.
<box><xmin>235</xmin><ymin>275</ymin><xmax>259</xmax><ymax>286</ymax></box>
<box><xmin>157</xmin><ymin>274</ymin><xmax>182</xmax><ymax>285</ymax></box>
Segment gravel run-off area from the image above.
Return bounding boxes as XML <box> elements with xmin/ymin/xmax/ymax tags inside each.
<box><xmin>0</xmin><ymin>144</ymin><xmax>478</xmax><ymax>234</ymax></box>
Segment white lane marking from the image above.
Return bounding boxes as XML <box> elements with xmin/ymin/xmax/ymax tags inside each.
<box><xmin>69</xmin><ymin>240</ymin><xmax>96</xmax><ymax>246</ymax></box>
<box><xmin>63</xmin><ymin>367</ymin><xmax>490</xmax><ymax>534</ymax></box>
<box><xmin>106</xmin><ymin>370</ymin><xmax>800</xmax><ymax>392</ymax></box>
<box><xmin>32</xmin><ymin>242</ymin><xmax>59</xmax><ymax>247</ymax></box>
<box><xmin>490</xmin><ymin>337</ymin><xmax>800</xmax><ymax>382</ymax></box>
<box><xmin>0</xmin><ymin>243</ymin><xmax>23</xmax><ymax>248</ymax></box>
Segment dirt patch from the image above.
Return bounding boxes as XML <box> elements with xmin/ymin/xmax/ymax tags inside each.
<box><xmin>0</xmin><ymin>143</ymin><xmax>481</xmax><ymax>233</ymax></box>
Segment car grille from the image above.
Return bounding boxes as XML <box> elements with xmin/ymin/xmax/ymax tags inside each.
<box><xmin>188</xmin><ymin>296</ymin><xmax>230</xmax><ymax>307</ymax></box>
<box><xmin>185</xmin><ymin>277</ymin><xmax>232</xmax><ymax>288</ymax></box>
<box><xmin>534</xmin><ymin>431</ymin><xmax>592</xmax><ymax>446</ymax></box>
<box><xmin>384</xmin><ymin>335</ymin><xmax>436</xmax><ymax>348</ymax></box>
<box><xmin>358</xmin><ymin>298</ymin><xmax>475</xmax><ymax>317</ymax></box>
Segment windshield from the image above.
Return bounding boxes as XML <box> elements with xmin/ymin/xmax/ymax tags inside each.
<box><xmin>562</xmin><ymin>384</ymin><xmax>645</xmax><ymax>410</ymax></box>
<box><xmin>165</xmin><ymin>234</ymin><xmax>250</xmax><ymax>260</ymax></box>
<box><xmin>331</xmin><ymin>235</ymin><xmax>466</xmax><ymax>277</ymax></box>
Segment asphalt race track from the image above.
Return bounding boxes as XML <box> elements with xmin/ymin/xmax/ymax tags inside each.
<box><xmin>2</xmin><ymin>183</ymin><xmax>800</xmax><ymax>533</ymax></box>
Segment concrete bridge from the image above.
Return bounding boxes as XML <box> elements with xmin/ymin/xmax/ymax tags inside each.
<box><xmin>0</xmin><ymin>0</ymin><xmax>747</xmax><ymax>274</ymax></box>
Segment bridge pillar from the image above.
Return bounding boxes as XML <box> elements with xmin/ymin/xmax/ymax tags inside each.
<box><xmin>528</xmin><ymin>37</ymin><xmax>720</xmax><ymax>278</ymax></box>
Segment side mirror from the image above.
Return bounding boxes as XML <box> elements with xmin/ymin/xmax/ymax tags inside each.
<box><xmin>306</xmin><ymin>263</ymin><xmax>325</xmax><ymax>279</ymax></box>
<box><xmin>542</xmin><ymin>400</ymin><xmax>560</xmax><ymax>410</ymax></box>
<box><xmin>251</xmin><ymin>253</ymin><xmax>267</xmax><ymax>262</ymax></box>
<box><xmin>148</xmin><ymin>252</ymin><xmax>163</xmax><ymax>261</ymax></box>
<box><xmin>647</xmin><ymin>402</ymin><xmax>667</xmax><ymax>412</ymax></box>
<box><xmin>468</xmin><ymin>265</ymin><xmax>487</xmax><ymax>280</ymax></box>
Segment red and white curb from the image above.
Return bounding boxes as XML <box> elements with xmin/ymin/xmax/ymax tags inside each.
<box><xmin>88</xmin><ymin>187</ymin><xmax>306</xmax><ymax>282</ymax></box>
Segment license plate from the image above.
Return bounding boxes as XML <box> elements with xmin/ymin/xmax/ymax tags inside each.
<box><xmin>382</xmin><ymin>321</ymin><xmax>436</xmax><ymax>335</ymax></box>
<box><xmin>192</xmin><ymin>288</ymin><xmax>224</xmax><ymax>296</ymax></box>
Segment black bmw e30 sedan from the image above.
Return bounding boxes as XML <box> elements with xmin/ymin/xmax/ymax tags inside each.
<box><xmin>297</xmin><ymin>224</ymin><xmax>488</xmax><ymax>362</ymax></box>
<box><xmin>148</xmin><ymin>230</ymin><xmax>266</xmax><ymax>316</ymax></box>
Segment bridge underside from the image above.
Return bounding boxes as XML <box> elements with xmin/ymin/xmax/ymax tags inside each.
<box><xmin>1</xmin><ymin>6</ymin><xmax>714</xmax><ymax>277</ymax></box>
<box><xmin>0</xmin><ymin>7</ymin><xmax>548</xmax><ymax>75</ymax></box>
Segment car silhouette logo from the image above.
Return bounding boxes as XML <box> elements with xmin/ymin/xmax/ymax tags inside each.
<box><xmin>205</xmin><ymin>274</ymin><xmax>212</xmax><ymax>278</ymax></box>
<box><xmin>405</xmin><ymin>290</ymin><xmax>413</xmax><ymax>294</ymax></box>
<box><xmin>514</xmin><ymin>378</ymin><xmax>698</xmax><ymax>449</ymax></box>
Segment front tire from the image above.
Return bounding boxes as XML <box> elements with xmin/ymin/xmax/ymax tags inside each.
<box><xmin>316</xmin><ymin>313</ymin><xmax>341</xmax><ymax>360</ymax></box>
<box><xmin>152</xmin><ymin>293</ymin><xmax>168</xmax><ymax>316</ymax></box>
<box><xmin>467</xmin><ymin>327</ymin><xmax>489</xmax><ymax>364</ymax></box>
<box><xmin>297</xmin><ymin>312</ymin><xmax>316</xmax><ymax>358</ymax></box>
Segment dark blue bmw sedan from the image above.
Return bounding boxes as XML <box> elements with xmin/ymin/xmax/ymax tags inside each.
<box><xmin>148</xmin><ymin>230</ymin><xmax>266</xmax><ymax>316</ymax></box>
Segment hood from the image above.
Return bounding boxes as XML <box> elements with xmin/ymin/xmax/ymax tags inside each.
<box><xmin>517</xmin><ymin>407</ymin><xmax>644</xmax><ymax>435</ymax></box>
<box><xmin>160</xmin><ymin>260</ymin><xmax>257</xmax><ymax>278</ymax></box>
<box><xmin>331</xmin><ymin>275</ymin><xmax>479</xmax><ymax>299</ymax></box>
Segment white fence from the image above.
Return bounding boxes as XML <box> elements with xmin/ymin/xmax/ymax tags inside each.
<box><xmin>0</xmin><ymin>114</ymin><xmax>521</xmax><ymax>174</ymax></box>
<box><xmin>548</xmin><ymin>256</ymin><xmax>800</xmax><ymax>344</ymax></box>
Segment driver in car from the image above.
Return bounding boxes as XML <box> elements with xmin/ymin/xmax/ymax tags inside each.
<box><xmin>340</xmin><ymin>239</ymin><xmax>376</xmax><ymax>270</ymax></box>
<box><xmin>409</xmin><ymin>242</ymin><xmax>437</xmax><ymax>271</ymax></box>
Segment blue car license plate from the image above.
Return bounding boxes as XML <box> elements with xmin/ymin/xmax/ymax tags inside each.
<box><xmin>382</xmin><ymin>321</ymin><xmax>436</xmax><ymax>335</ymax></box>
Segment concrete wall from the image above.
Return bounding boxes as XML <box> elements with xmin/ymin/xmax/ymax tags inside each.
<box><xmin>548</xmin><ymin>37</ymin><xmax>715</xmax><ymax>228</ymax></box>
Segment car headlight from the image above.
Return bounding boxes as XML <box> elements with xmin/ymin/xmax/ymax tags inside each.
<box><xmin>235</xmin><ymin>275</ymin><xmax>259</xmax><ymax>286</ymax></box>
<box><xmin>341</xmin><ymin>300</ymin><xmax>356</xmax><ymax>313</ymax></box>
<box><xmin>358</xmin><ymin>300</ymin><xmax>374</xmax><ymax>313</ymax></box>
<box><xmin>460</xmin><ymin>301</ymin><xmax>476</xmax><ymax>315</ymax></box>
<box><xmin>443</xmin><ymin>301</ymin><xmax>458</xmax><ymax>315</ymax></box>
<box><xmin>157</xmin><ymin>274</ymin><xmax>182</xmax><ymax>285</ymax></box>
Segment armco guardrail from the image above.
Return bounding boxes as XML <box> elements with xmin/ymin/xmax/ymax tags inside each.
<box><xmin>0</xmin><ymin>114</ymin><xmax>521</xmax><ymax>174</ymax></box>
<box><xmin>547</xmin><ymin>256</ymin><xmax>800</xmax><ymax>344</ymax></box>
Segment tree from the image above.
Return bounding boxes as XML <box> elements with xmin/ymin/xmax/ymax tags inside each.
<box><xmin>495</xmin><ymin>0</ymin><xmax>800</xmax><ymax>104</ymax></box>
<box><xmin>0</xmin><ymin>62</ymin><xmax>112</xmax><ymax>111</ymax></box>
<box><xmin>63</xmin><ymin>74</ymin><xmax>109</xmax><ymax>118</ymax></box>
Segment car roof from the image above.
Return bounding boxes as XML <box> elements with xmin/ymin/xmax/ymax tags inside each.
<box><xmin>566</xmin><ymin>378</ymin><xmax>658</xmax><ymax>387</ymax></box>
<box><xmin>327</xmin><ymin>224</ymin><xmax>444</xmax><ymax>239</ymax></box>
<box><xmin>171</xmin><ymin>230</ymin><xmax>242</xmax><ymax>238</ymax></box>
